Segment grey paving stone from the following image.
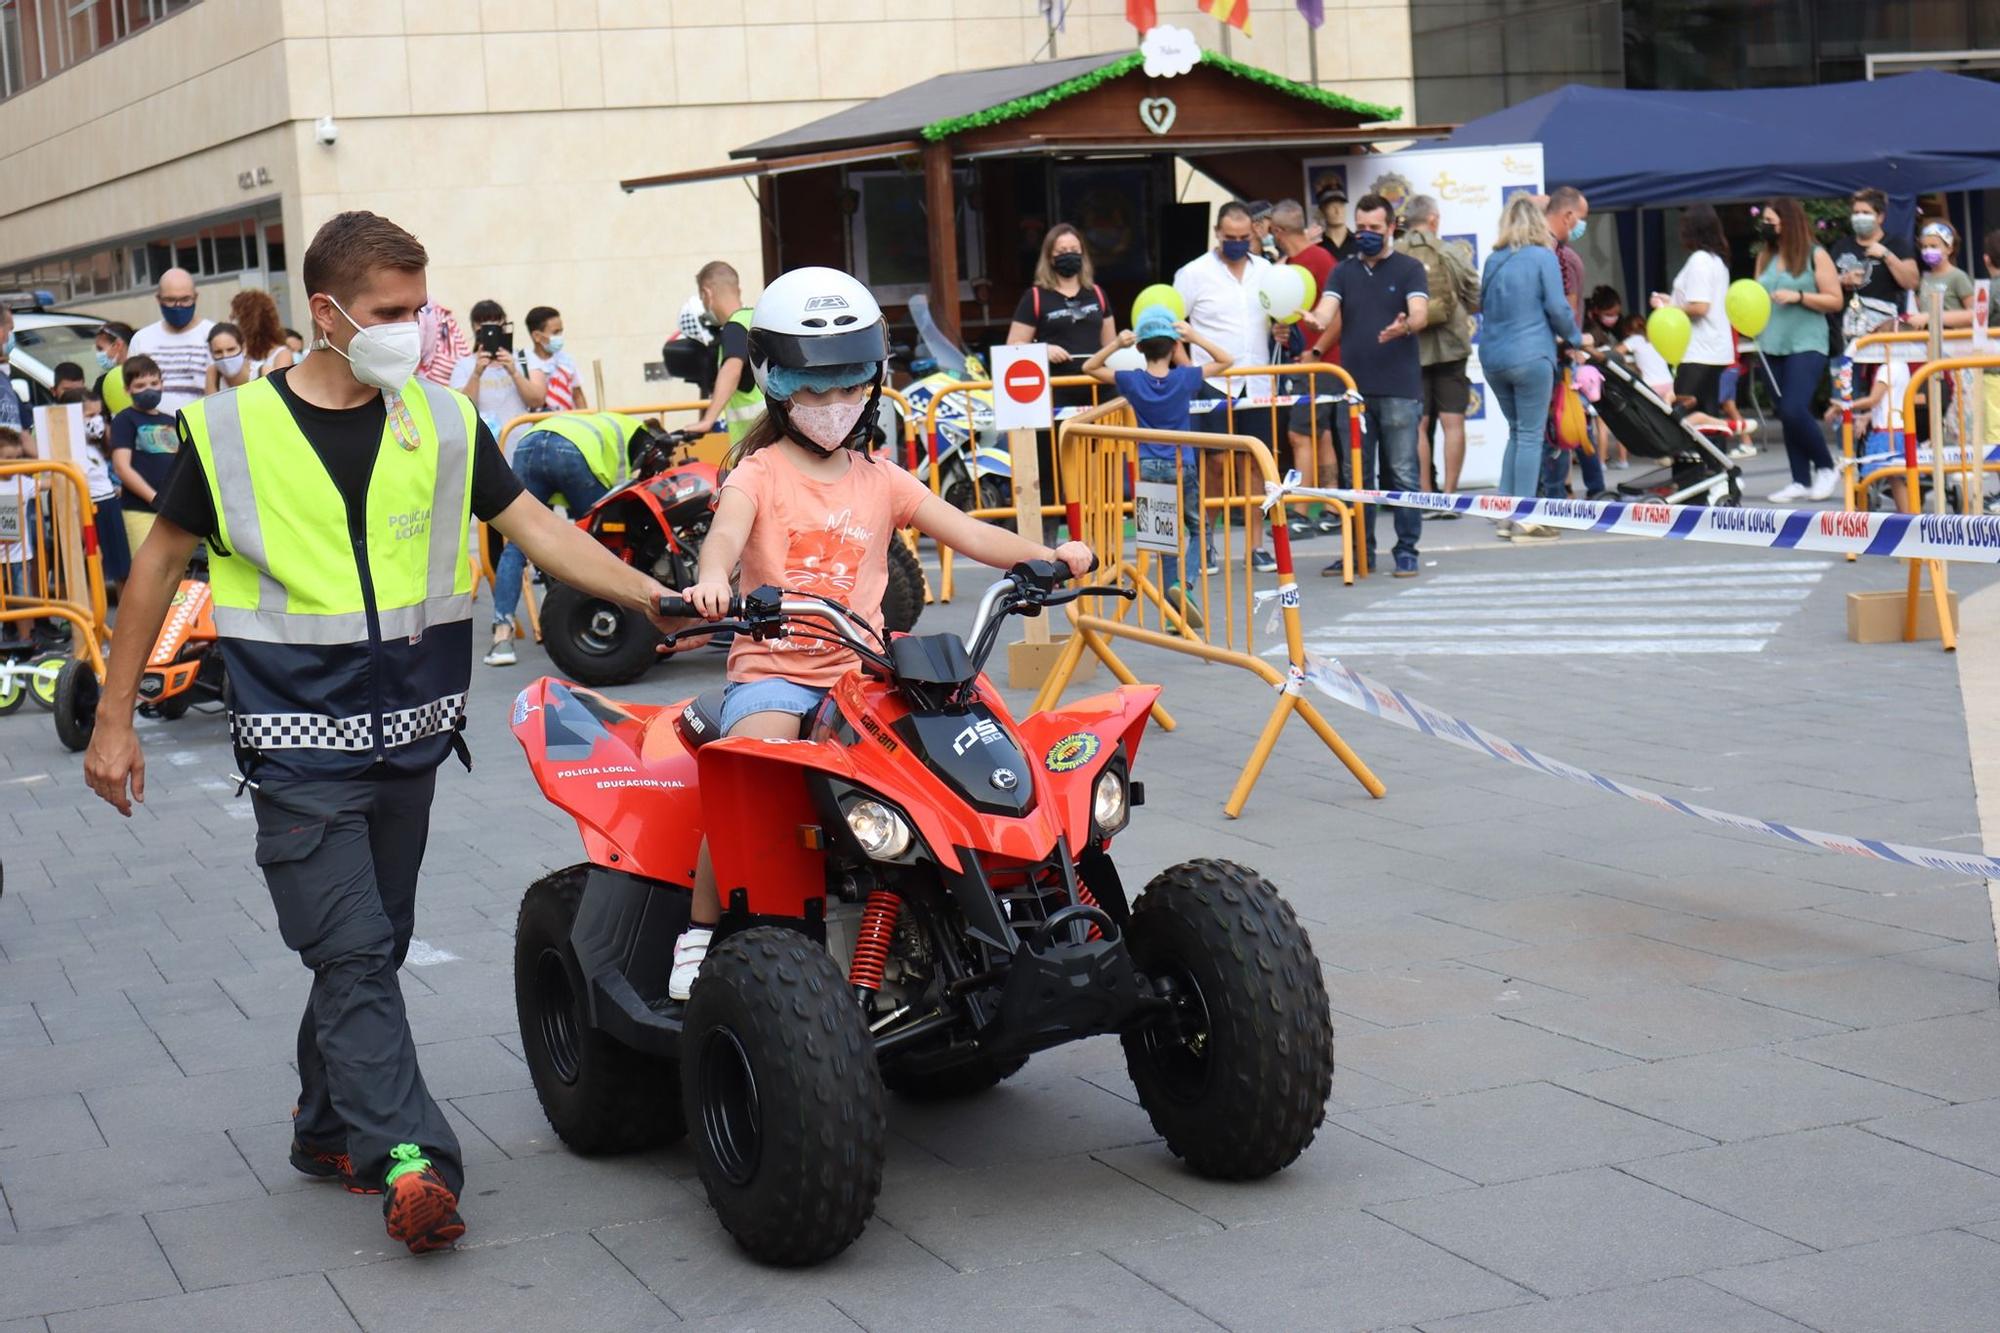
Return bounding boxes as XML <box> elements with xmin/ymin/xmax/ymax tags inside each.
<box><xmin>1812</xmin><ymin>882</ymin><xmax>1996</xmax><ymax>943</ymax></box>
<box><xmin>0</xmin><ymin>960</ymin><xmax>72</xmax><ymax>1007</ymax></box>
<box><xmin>1307</xmin><ymin>913</ymin><xmax>1519</xmax><ymax>971</ymax></box>
<box><xmin>1423</xmin><ymin>890</ymin><xmax>1708</xmax><ymax>946</ymax></box>
<box><xmin>1895</xmin><ymin>940</ymin><xmax>2000</xmax><ymax>982</ymax></box>
<box><xmin>1784</xmin><ymin>1011</ymin><xmax>2000</xmax><ymax>1102</ymax></box>
<box><xmin>873</xmin><ymin>1154</ymin><xmax>1217</xmax><ymax>1270</ymax></box>
<box><xmin>1558</xmin><ymin>1048</ymin><xmax>1942</xmax><ymax>1142</ymax></box>
<box><xmin>1371</xmin><ymin>1167</ymin><xmax>1807</xmax><ymax>1299</ymax></box>
<box><xmin>145</xmin><ymin>1182</ymin><xmax>428</xmax><ymax>1290</ymax></box>
<box><xmin>651</xmin><ymin>1298</ymin><xmax>867</xmax><ymax>1332</ymax></box>
<box><xmin>1704</xmin><ymin>955</ymin><xmax>1998</xmax><ymax>1029</ymax></box>
<box><xmin>329</xmin><ymin>1231</ymin><xmax>673</xmax><ymax>1333</ymax></box>
<box><xmin>1110</xmin><ymin>1205</ymin><xmax>1531</xmax><ymax>1331</ymax></box>
<box><xmin>408</xmin><ymin>1035</ymin><xmax>531</xmax><ymax>1100</ymax></box>
<box><xmin>1623</xmin><ymin>1125</ymin><xmax>2000</xmax><ymax>1250</ymax></box>
<box><xmin>0</xmin><ymin>1130</ymin><xmax>265</xmax><ymax>1232</ymax></box>
<box><xmin>887</xmin><ymin>1072</ymin><xmax>1160</xmax><ymax>1170</ymax></box>
<box><xmin>1507</xmin><ymin>984</ymin><xmax>1845</xmax><ymax>1060</ymax></box>
<box><xmin>0</xmin><ymin>1005</ymin><xmax>45</xmax><ymax>1054</ymax></box>
<box><xmin>1093</xmin><ymin>1122</ymin><xmax>1469</xmax><ymax>1226</ymax></box>
<box><xmin>0</xmin><ymin>1215</ymin><xmax>182</xmax><ymax>1322</ymax></box>
<box><xmin>596</xmin><ymin>1207</ymin><xmax>952</xmax><ymax>1320</ymax></box>
<box><xmin>29</xmin><ymin>995</ymin><xmax>144</xmax><ymax>1046</ymax></box>
<box><xmin>1593</xmin><ymin>867</ymin><xmax>1862</xmax><ymax>918</ymax></box>
<box><xmin>1321</xmin><ymin>962</ymin><xmax>1571</xmax><ymax>1028</ymax></box>
<box><xmin>1704</xmin><ymin>1227</ymin><xmax>2000</xmax><ymax>1333</ymax></box>
<box><xmin>44</xmin><ymin>1274</ymin><xmax>359</xmax><ymax>1333</ymax></box>
<box><xmin>1470</xmin><ymin>936</ymin><xmax>1772</xmax><ymax>998</ymax></box>
<box><xmin>1415</xmin><ymin>1276</ymin><xmax>1805</xmax><ymax>1332</ymax></box>
<box><xmin>1637</xmin><ymin>908</ymin><xmax>1950</xmax><ymax>972</ymax></box>
<box><xmin>0</xmin><ymin>1094</ymin><xmax>104</xmax><ymax>1162</ymax></box>
<box><xmin>85</xmin><ymin>1065</ymin><xmax>299</xmax><ymax>1146</ymax></box>
<box><xmin>0</xmin><ymin>1032</ymin><xmax>181</xmax><ymax>1095</ymax></box>
<box><xmin>142</xmin><ymin>1011</ymin><xmax>298</xmax><ymax>1077</ymax></box>
<box><xmin>447</xmin><ymin>1088</ymin><xmax>570</xmax><ymax>1160</ymax></box>
<box><xmin>1861</xmin><ymin>1097</ymin><xmax>2000</xmax><ymax>1177</ymax></box>
<box><xmin>1341</xmin><ymin>1081</ymin><xmax>1709</xmax><ymax>1185</ymax></box>
<box><xmin>1336</xmin><ymin>1014</ymin><xmax>1632</xmax><ymax>1100</ymax></box>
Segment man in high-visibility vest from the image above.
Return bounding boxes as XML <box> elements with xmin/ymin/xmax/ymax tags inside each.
<box><xmin>687</xmin><ymin>259</ymin><xmax>763</xmax><ymax>443</ymax></box>
<box><xmin>485</xmin><ymin>408</ymin><xmax>646</xmax><ymax>664</ymax></box>
<box><xmin>81</xmin><ymin>211</ymin><xmax>681</xmax><ymax>1255</ymax></box>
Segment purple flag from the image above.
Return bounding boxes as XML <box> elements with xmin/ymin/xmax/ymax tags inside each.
<box><xmin>1296</xmin><ymin>0</ymin><xmax>1324</xmax><ymax>26</ymax></box>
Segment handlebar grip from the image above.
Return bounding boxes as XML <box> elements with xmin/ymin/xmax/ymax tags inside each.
<box><xmin>655</xmin><ymin>595</ymin><xmax>699</xmax><ymax>618</ymax></box>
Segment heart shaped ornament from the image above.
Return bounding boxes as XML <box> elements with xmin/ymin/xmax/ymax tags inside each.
<box><xmin>1138</xmin><ymin>96</ymin><xmax>1177</xmax><ymax>136</ymax></box>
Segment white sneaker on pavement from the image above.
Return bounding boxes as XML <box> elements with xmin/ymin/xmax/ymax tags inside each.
<box><xmin>483</xmin><ymin>626</ymin><xmax>517</xmax><ymax>667</ymax></box>
<box><xmin>1767</xmin><ymin>481</ymin><xmax>1809</xmax><ymax>503</ymax></box>
<box><xmin>1807</xmin><ymin>467</ymin><xmax>1840</xmax><ymax>501</ymax></box>
<box><xmin>668</xmin><ymin>927</ymin><xmax>713</xmax><ymax>1001</ymax></box>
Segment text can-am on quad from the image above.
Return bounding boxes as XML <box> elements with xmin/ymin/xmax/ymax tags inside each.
<box><xmin>537</xmin><ymin>426</ymin><xmax>925</xmax><ymax>686</ymax></box>
<box><xmin>508</xmin><ymin>562</ymin><xmax>1334</xmax><ymax>1266</ymax></box>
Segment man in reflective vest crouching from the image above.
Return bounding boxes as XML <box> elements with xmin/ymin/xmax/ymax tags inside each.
<box><xmin>82</xmin><ymin>211</ymin><xmax>683</xmax><ymax>1255</ymax></box>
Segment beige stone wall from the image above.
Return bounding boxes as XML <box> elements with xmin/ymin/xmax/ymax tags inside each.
<box><xmin>0</xmin><ymin>0</ymin><xmax>1414</xmax><ymax>408</ymax></box>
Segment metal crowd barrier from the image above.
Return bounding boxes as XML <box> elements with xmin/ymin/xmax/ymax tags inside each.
<box><xmin>0</xmin><ymin>459</ymin><xmax>110</xmax><ymax>693</ymax></box>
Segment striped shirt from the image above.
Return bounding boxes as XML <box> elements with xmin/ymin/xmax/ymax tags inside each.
<box><xmin>128</xmin><ymin>319</ymin><xmax>215</xmax><ymax>414</ymax></box>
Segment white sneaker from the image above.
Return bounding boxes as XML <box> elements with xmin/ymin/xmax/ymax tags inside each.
<box><xmin>1494</xmin><ymin>520</ymin><xmax>1514</xmax><ymax>540</ymax></box>
<box><xmin>483</xmin><ymin>628</ymin><xmax>516</xmax><ymax>667</ymax></box>
<box><xmin>1766</xmin><ymin>481</ymin><xmax>1809</xmax><ymax>503</ymax></box>
<box><xmin>1511</xmin><ymin>522</ymin><xmax>1560</xmax><ymax>541</ymax></box>
<box><xmin>1729</xmin><ymin>443</ymin><xmax>1758</xmax><ymax>460</ymax></box>
<box><xmin>1807</xmin><ymin>467</ymin><xmax>1839</xmax><ymax>501</ymax></box>
<box><xmin>668</xmin><ymin>927</ymin><xmax>713</xmax><ymax>1001</ymax></box>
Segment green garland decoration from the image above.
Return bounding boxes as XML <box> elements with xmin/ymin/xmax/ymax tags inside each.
<box><xmin>919</xmin><ymin>48</ymin><xmax>1402</xmax><ymax>143</ymax></box>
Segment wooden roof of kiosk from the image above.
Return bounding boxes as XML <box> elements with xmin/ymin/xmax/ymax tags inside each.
<box><xmin>623</xmin><ymin>49</ymin><xmax>1451</xmax><ymax>342</ymax></box>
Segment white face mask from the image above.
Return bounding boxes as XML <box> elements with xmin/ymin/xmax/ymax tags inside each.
<box><xmin>217</xmin><ymin>352</ymin><xmax>246</xmax><ymax>377</ymax></box>
<box><xmin>788</xmin><ymin>397</ymin><xmax>869</xmax><ymax>452</ymax></box>
<box><xmin>326</xmin><ymin>296</ymin><xmax>422</xmax><ymax>391</ymax></box>
<box><xmin>544</xmin><ymin>334</ymin><xmax>565</xmax><ymax>355</ymax></box>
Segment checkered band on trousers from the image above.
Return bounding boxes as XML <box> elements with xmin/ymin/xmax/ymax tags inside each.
<box><xmin>234</xmin><ymin>693</ymin><xmax>468</xmax><ymax>753</ymax></box>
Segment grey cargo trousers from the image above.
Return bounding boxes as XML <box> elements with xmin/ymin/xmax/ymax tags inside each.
<box><xmin>251</xmin><ymin>770</ymin><xmax>463</xmax><ymax>1194</ymax></box>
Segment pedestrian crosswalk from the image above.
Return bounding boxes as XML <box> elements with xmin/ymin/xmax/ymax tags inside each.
<box><xmin>1295</xmin><ymin>560</ymin><xmax>1834</xmax><ymax>657</ymax></box>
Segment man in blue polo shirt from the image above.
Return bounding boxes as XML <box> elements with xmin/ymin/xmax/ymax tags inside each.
<box><xmin>1311</xmin><ymin>192</ymin><xmax>1429</xmax><ymax>577</ymax></box>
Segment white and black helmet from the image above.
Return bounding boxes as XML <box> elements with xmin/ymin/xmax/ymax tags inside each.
<box><xmin>746</xmin><ymin>267</ymin><xmax>888</xmax><ymax>396</ymax></box>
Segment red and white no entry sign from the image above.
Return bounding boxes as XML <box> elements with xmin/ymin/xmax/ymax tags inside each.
<box><xmin>990</xmin><ymin>343</ymin><xmax>1054</xmax><ymax>430</ymax></box>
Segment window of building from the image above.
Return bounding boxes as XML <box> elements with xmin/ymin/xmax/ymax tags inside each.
<box><xmin>0</xmin><ymin>206</ymin><xmax>278</xmax><ymax>308</ymax></box>
<box><xmin>0</xmin><ymin>0</ymin><xmax>196</xmax><ymax>102</ymax></box>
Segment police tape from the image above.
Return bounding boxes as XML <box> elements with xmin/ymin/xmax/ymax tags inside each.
<box><xmin>1299</xmin><ymin>651</ymin><xmax>2000</xmax><ymax>880</ymax></box>
<box><xmin>1262</xmin><ymin>478</ymin><xmax>2000</xmax><ymax>564</ymax></box>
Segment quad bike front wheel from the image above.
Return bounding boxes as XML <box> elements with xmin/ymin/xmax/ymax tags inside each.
<box><xmin>515</xmin><ymin>867</ymin><xmax>685</xmax><ymax>1154</ymax></box>
<box><xmin>1121</xmin><ymin>859</ymin><xmax>1334</xmax><ymax>1180</ymax></box>
<box><xmin>539</xmin><ymin>580</ymin><xmax>664</xmax><ymax>686</ymax></box>
<box><xmin>52</xmin><ymin>659</ymin><xmax>99</xmax><ymax>753</ymax></box>
<box><xmin>682</xmin><ymin>926</ymin><xmax>886</xmax><ymax>1266</ymax></box>
<box><xmin>883</xmin><ymin>536</ymin><xmax>925</xmax><ymax>635</ymax></box>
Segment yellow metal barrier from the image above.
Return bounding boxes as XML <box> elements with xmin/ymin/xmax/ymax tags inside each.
<box><xmin>0</xmin><ymin>459</ymin><xmax>110</xmax><ymax>683</ymax></box>
<box><xmin>1028</xmin><ymin>401</ymin><xmax>1381</xmax><ymax>818</ymax></box>
<box><xmin>1881</xmin><ymin>353</ymin><xmax>2000</xmax><ymax>651</ymax></box>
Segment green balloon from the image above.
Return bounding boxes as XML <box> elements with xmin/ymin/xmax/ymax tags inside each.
<box><xmin>1132</xmin><ymin>283</ymin><xmax>1186</xmax><ymax>325</ymax></box>
<box><xmin>1725</xmin><ymin>278</ymin><xmax>1772</xmax><ymax>338</ymax></box>
<box><xmin>1646</xmin><ymin>306</ymin><xmax>1693</xmax><ymax>368</ymax></box>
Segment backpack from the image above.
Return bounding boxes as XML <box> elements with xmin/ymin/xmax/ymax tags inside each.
<box><xmin>1407</xmin><ymin>235</ymin><xmax>1461</xmax><ymax>333</ymax></box>
<box><xmin>1032</xmin><ymin>284</ymin><xmax>1108</xmax><ymax>323</ymax></box>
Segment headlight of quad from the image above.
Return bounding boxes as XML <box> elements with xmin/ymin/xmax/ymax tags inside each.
<box><xmin>845</xmin><ymin>799</ymin><xmax>913</xmax><ymax>860</ymax></box>
<box><xmin>1092</xmin><ymin>768</ymin><xmax>1130</xmax><ymax>837</ymax></box>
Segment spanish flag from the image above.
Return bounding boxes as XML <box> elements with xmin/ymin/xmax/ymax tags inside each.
<box><xmin>1200</xmin><ymin>0</ymin><xmax>1251</xmax><ymax>33</ymax></box>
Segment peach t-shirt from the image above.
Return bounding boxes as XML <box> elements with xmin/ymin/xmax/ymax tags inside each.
<box><xmin>720</xmin><ymin>446</ymin><xmax>932</xmax><ymax>687</ymax></box>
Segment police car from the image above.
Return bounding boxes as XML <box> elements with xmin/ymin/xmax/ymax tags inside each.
<box><xmin>6</xmin><ymin>290</ymin><xmax>108</xmax><ymax>407</ymax></box>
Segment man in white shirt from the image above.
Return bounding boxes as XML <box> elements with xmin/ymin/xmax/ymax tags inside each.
<box><xmin>455</xmin><ymin>298</ymin><xmax>547</xmax><ymax>445</ymax></box>
<box><xmin>126</xmin><ymin>268</ymin><xmax>214</xmax><ymax>415</ymax></box>
<box><xmin>1173</xmin><ymin>201</ymin><xmax>1277</xmax><ymax>571</ymax></box>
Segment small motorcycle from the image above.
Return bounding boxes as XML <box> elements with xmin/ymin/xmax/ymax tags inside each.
<box><xmin>539</xmin><ymin>427</ymin><xmax>925</xmax><ymax>687</ymax></box>
<box><xmin>52</xmin><ymin>572</ymin><xmax>223</xmax><ymax>752</ymax></box>
<box><xmin>508</xmin><ymin>562</ymin><xmax>1335</xmax><ymax>1266</ymax></box>
<box><xmin>894</xmin><ymin>294</ymin><xmax>1012</xmax><ymax>519</ymax></box>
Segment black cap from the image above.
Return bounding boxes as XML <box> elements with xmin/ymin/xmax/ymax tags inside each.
<box><xmin>1247</xmin><ymin>199</ymin><xmax>1274</xmax><ymax>220</ymax></box>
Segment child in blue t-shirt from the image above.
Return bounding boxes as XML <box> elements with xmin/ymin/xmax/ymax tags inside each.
<box><xmin>1083</xmin><ymin>305</ymin><xmax>1234</xmax><ymax>624</ymax></box>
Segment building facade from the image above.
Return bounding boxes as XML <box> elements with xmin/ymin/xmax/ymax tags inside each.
<box><xmin>0</xmin><ymin>0</ymin><xmax>1413</xmax><ymax>409</ymax></box>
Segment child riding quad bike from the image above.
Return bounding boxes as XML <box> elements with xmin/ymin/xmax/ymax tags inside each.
<box><xmin>508</xmin><ymin>563</ymin><xmax>1335</xmax><ymax>1266</ymax></box>
<box><xmin>536</xmin><ymin>422</ymin><xmax>925</xmax><ymax>686</ymax></box>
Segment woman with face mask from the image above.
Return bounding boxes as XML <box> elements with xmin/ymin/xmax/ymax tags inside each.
<box><xmin>203</xmin><ymin>323</ymin><xmax>254</xmax><ymax>394</ymax></box>
<box><xmin>1004</xmin><ymin>224</ymin><xmax>1118</xmax><ymax>524</ymax></box>
<box><xmin>1753</xmin><ymin>197</ymin><xmax>1844</xmax><ymax>502</ymax></box>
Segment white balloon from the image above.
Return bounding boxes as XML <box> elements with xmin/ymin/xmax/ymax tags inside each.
<box><xmin>1257</xmin><ymin>264</ymin><xmax>1314</xmax><ymax>324</ymax></box>
<box><xmin>1105</xmin><ymin>346</ymin><xmax>1147</xmax><ymax>372</ymax></box>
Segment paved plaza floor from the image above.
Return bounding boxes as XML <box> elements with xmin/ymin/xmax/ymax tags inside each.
<box><xmin>6</xmin><ymin>464</ymin><xmax>2000</xmax><ymax>1330</ymax></box>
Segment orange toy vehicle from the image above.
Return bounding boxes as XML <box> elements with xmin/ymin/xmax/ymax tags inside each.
<box><xmin>52</xmin><ymin>574</ymin><xmax>223</xmax><ymax>751</ymax></box>
<box><xmin>509</xmin><ymin>560</ymin><xmax>1336</xmax><ymax>1266</ymax></box>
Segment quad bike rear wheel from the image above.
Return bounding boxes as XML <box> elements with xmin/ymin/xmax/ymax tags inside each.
<box><xmin>52</xmin><ymin>659</ymin><xmax>98</xmax><ymax>753</ymax></box>
<box><xmin>882</xmin><ymin>536</ymin><xmax>925</xmax><ymax>635</ymax></box>
<box><xmin>515</xmin><ymin>866</ymin><xmax>685</xmax><ymax>1153</ymax></box>
<box><xmin>1120</xmin><ymin>859</ymin><xmax>1333</xmax><ymax>1179</ymax></box>
<box><xmin>539</xmin><ymin>580</ymin><xmax>663</xmax><ymax>687</ymax></box>
<box><xmin>682</xmin><ymin>926</ymin><xmax>885</xmax><ymax>1266</ymax></box>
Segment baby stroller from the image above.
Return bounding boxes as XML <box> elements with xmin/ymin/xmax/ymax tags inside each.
<box><xmin>1592</xmin><ymin>353</ymin><xmax>1743</xmax><ymax>506</ymax></box>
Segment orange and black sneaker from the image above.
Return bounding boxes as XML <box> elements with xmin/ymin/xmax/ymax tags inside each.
<box><xmin>288</xmin><ymin>1140</ymin><xmax>381</xmax><ymax>1195</ymax></box>
<box><xmin>381</xmin><ymin>1144</ymin><xmax>465</xmax><ymax>1254</ymax></box>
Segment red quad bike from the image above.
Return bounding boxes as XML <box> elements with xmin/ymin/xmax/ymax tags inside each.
<box><xmin>509</xmin><ymin>561</ymin><xmax>1335</xmax><ymax>1266</ymax></box>
<box><xmin>538</xmin><ymin>427</ymin><xmax>925</xmax><ymax>686</ymax></box>
<box><xmin>52</xmin><ymin>573</ymin><xmax>223</xmax><ymax>752</ymax></box>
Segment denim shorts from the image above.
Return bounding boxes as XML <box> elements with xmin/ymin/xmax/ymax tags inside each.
<box><xmin>720</xmin><ymin>678</ymin><xmax>830</xmax><ymax>733</ymax></box>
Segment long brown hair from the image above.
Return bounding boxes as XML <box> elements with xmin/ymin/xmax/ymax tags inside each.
<box><xmin>1756</xmin><ymin>197</ymin><xmax>1812</xmax><ymax>277</ymax></box>
<box><xmin>723</xmin><ymin>411</ymin><xmax>782</xmax><ymax>468</ymax></box>
<box><xmin>230</xmin><ymin>288</ymin><xmax>288</xmax><ymax>361</ymax></box>
<box><xmin>1032</xmin><ymin>224</ymin><xmax>1093</xmax><ymax>290</ymax></box>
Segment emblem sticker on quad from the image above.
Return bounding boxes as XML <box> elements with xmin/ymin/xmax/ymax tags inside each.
<box><xmin>1044</xmin><ymin>731</ymin><xmax>1100</xmax><ymax>772</ymax></box>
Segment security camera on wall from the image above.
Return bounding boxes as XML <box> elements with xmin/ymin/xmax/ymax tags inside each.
<box><xmin>314</xmin><ymin>116</ymin><xmax>338</xmax><ymax>147</ymax></box>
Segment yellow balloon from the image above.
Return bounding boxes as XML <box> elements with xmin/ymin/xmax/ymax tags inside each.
<box><xmin>1725</xmin><ymin>278</ymin><xmax>1772</xmax><ymax>338</ymax></box>
<box><xmin>1647</xmin><ymin>306</ymin><xmax>1692</xmax><ymax>368</ymax></box>
<box><xmin>1132</xmin><ymin>283</ymin><xmax>1186</xmax><ymax>325</ymax></box>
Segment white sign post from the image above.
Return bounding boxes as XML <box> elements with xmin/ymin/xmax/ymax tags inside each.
<box><xmin>989</xmin><ymin>343</ymin><xmax>1058</xmax><ymax>663</ymax></box>
<box><xmin>1302</xmin><ymin>142</ymin><xmax>1546</xmax><ymax>490</ymax></box>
